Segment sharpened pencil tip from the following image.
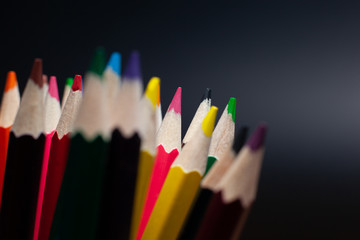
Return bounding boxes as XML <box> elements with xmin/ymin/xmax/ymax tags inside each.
<box><xmin>65</xmin><ymin>77</ymin><xmax>74</xmax><ymax>88</ymax></box>
<box><xmin>31</xmin><ymin>58</ymin><xmax>43</xmax><ymax>87</ymax></box>
<box><xmin>227</xmin><ymin>97</ymin><xmax>236</xmax><ymax>123</ymax></box>
<box><xmin>202</xmin><ymin>106</ymin><xmax>218</xmax><ymax>137</ymax></box>
<box><xmin>145</xmin><ymin>77</ymin><xmax>160</xmax><ymax>108</ymax></box>
<box><xmin>247</xmin><ymin>123</ymin><xmax>267</xmax><ymax>151</ymax></box>
<box><xmin>4</xmin><ymin>71</ymin><xmax>18</xmax><ymax>92</ymax></box>
<box><xmin>107</xmin><ymin>52</ymin><xmax>121</xmax><ymax>76</ymax></box>
<box><xmin>48</xmin><ymin>76</ymin><xmax>59</xmax><ymax>101</ymax></box>
<box><xmin>72</xmin><ymin>75</ymin><xmax>82</xmax><ymax>91</ymax></box>
<box><xmin>123</xmin><ymin>50</ymin><xmax>141</xmax><ymax>80</ymax></box>
<box><xmin>232</xmin><ymin>126</ymin><xmax>249</xmax><ymax>153</ymax></box>
<box><xmin>89</xmin><ymin>47</ymin><xmax>106</xmax><ymax>76</ymax></box>
<box><xmin>168</xmin><ymin>87</ymin><xmax>182</xmax><ymax>114</ymax></box>
<box><xmin>201</xmin><ymin>88</ymin><xmax>211</xmax><ymax>102</ymax></box>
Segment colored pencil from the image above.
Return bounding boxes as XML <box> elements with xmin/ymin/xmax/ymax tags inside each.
<box><xmin>0</xmin><ymin>59</ymin><xmax>45</xmax><ymax>239</ymax></box>
<box><xmin>179</xmin><ymin>127</ymin><xmax>248</xmax><ymax>239</ymax></box>
<box><xmin>142</xmin><ymin>106</ymin><xmax>218</xmax><ymax>240</ymax></box>
<box><xmin>195</xmin><ymin>124</ymin><xmax>267</xmax><ymax>240</ymax></box>
<box><xmin>50</xmin><ymin>48</ymin><xmax>109</xmax><ymax>240</ymax></box>
<box><xmin>136</xmin><ymin>87</ymin><xmax>182</xmax><ymax>240</ymax></box>
<box><xmin>98</xmin><ymin>51</ymin><xmax>143</xmax><ymax>239</ymax></box>
<box><xmin>130</xmin><ymin>77</ymin><xmax>160</xmax><ymax>240</ymax></box>
<box><xmin>0</xmin><ymin>71</ymin><xmax>20</xmax><ymax>205</ymax></box>
<box><xmin>61</xmin><ymin>77</ymin><xmax>74</xmax><ymax>110</ymax></box>
<box><xmin>103</xmin><ymin>52</ymin><xmax>121</xmax><ymax>103</ymax></box>
<box><xmin>182</xmin><ymin>88</ymin><xmax>211</xmax><ymax>145</ymax></box>
<box><xmin>39</xmin><ymin>75</ymin><xmax>82</xmax><ymax>240</ymax></box>
<box><xmin>34</xmin><ymin>76</ymin><xmax>61</xmax><ymax>240</ymax></box>
<box><xmin>205</xmin><ymin>97</ymin><xmax>236</xmax><ymax>175</ymax></box>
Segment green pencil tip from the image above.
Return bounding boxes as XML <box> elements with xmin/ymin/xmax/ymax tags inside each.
<box><xmin>65</xmin><ymin>77</ymin><xmax>74</xmax><ymax>87</ymax></box>
<box><xmin>89</xmin><ymin>47</ymin><xmax>106</xmax><ymax>76</ymax></box>
<box><xmin>227</xmin><ymin>97</ymin><xmax>236</xmax><ymax>123</ymax></box>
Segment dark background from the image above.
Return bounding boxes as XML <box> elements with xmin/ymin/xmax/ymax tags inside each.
<box><xmin>1</xmin><ymin>0</ymin><xmax>360</xmax><ymax>239</ymax></box>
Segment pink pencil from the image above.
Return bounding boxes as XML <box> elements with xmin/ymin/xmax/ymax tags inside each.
<box><xmin>33</xmin><ymin>76</ymin><xmax>61</xmax><ymax>240</ymax></box>
<box><xmin>136</xmin><ymin>87</ymin><xmax>182</xmax><ymax>240</ymax></box>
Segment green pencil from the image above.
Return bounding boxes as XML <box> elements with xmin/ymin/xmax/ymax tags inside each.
<box><xmin>205</xmin><ymin>97</ymin><xmax>236</xmax><ymax>175</ymax></box>
<box><xmin>50</xmin><ymin>47</ymin><xmax>110</xmax><ymax>240</ymax></box>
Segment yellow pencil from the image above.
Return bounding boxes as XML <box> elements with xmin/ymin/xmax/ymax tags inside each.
<box><xmin>130</xmin><ymin>77</ymin><xmax>160</xmax><ymax>240</ymax></box>
<box><xmin>142</xmin><ymin>106</ymin><xmax>218</xmax><ymax>240</ymax></box>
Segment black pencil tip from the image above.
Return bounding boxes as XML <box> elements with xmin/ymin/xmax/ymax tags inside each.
<box><xmin>232</xmin><ymin>126</ymin><xmax>249</xmax><ymax>153</ymax></box>
<box><xmin>201</xmin><ymin>88</ymin><xmax>211</xmax><ymax>102</ymax></box>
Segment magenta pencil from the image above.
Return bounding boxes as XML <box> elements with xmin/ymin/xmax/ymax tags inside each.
<box><xmin>33</xmin><ymin>77</ymin><xmax>61</xmax><ymax>240</ymax></box>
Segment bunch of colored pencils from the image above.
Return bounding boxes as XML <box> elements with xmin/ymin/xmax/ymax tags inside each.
<box><xmin>0</xmin><ymin>48</ymin><xmax>267</xmax><ymax>240</ymax></box>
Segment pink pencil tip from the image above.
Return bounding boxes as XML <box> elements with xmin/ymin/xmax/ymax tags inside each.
<box><xmin>48</xmin><ymin>76</ymin><xmax>59</xmax><ymax>101</ymax></box>
<box><xmin>168</xmin><ymin>87</ymin><xmax>181</xmax><ymax>114</ymax></box>
<box><xmin>72</xmin><ymin>75</ymin><xmax>82</xmax><ymax>91</ymax></box>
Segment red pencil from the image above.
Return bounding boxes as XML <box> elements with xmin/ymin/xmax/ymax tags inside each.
<box><xmin>0</xmin><ymin>71</ymin><xmax>20</xmax><ymax>205</ymax></box>
<box><xmin>38</xmin><ymin>75</ymin><xmax>82</xmax><ymax>240</ymax></box>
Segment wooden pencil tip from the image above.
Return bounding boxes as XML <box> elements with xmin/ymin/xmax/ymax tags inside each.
<box><xmin>72</xmin><ymin>75</ymin><xmax>82</xmax><ymax>91</ymax></box>
<box><xmin>65</xmin><ymin>77</ymin><xmax>74</xmax><ymax>88</ymax></box>
<box><xmin>4</xmin><ymin>71</ymin><xmax>18</xmax><ymax>92</ymax></box>
<box><xmin>202</xmin><ymin>106</ymin><xmax>218</xmax><ymax>137</ymax></box>
<box><xmin>48</xmin><ymin>76</ymin><xmax>59</xmax><ymax>101</ymax></box>
<box><xmin>227</xmin><ymin>97</ymin><xmax>236</xmax><ymax>123</ymax></box>
<box><xmin>123</xmin><ymin>50</ymin><xmax>141</xmax><ymax>80</ymax></box>
<box><xmin>232</xmin><ymin>126</ymin><xmax>249</xmax><ymax>153</ymax></box>
<box><xmin>145</xmin><ymin>77</ymin><xmax>160</xmax><ymax>108</ymax></box>
<box><xmin>106</xmin><ymin>52</ymin><xmax>121</xmax><ymax>76</ymax></box>
<box><xmin>30</xmin><ymin>58</ymin><xmax>43</xmax><ymax>87</ymax></box>
<box><xmin>168</xmin><ymin>87</ymin><xmax>182</xmax><ymax>114</ymax></box>
<box><xmin>247</xmin><ymin>123</ymin><xmax>267</xmax><ymax>151</ymax></box>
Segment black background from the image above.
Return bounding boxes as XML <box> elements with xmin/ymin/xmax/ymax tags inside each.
<box><xmin>1</xmin><ymin>0</ymin><xmax>360</xmax><ymax>239</ymax></box>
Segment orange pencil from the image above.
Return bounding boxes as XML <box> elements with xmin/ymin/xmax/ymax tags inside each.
<box><xmin>0</xmin><ymin>71</ymin><xmax>20</xmax><ymax>205</ymax></box>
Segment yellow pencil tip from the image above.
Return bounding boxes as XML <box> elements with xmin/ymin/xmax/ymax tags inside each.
<box><xmin>202</xmin><ymin>106</ymin><xmax>218</xmax><ymax>137</ymax></box>
<box><xmin>145</xmin><ymin>77</ymin><xmax>160</xmax><ymax>108</ymax></box>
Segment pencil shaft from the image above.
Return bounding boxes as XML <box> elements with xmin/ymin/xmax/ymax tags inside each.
<box><xmin>50</xmin><ymin>134</ymin><xmax>107</xmax><ymax>240</ymax></box>
<box><xmin>195</xmin><ymin>192</ymin><xmax>244</xmax><ymax>240</ymax></box>
<box><xmin>130</xmin><ymin>150</ymin><xmax>154</xmax><ymax>240</ymax></box>
<box><xmin>178</xmin><ymin>189</ymin><xmax>213</xmax><ymax>239</ymax></box>
<box><xmin>0</xmin><ymin>133</ymin><xmax>45</xmax><ymax>239</ymax></box>
<box><xmin>34</xmin><ymin>132</ymin><xmax>54</xmax><ymax>240</ymax></box>
<box><xmin>142</xmin><ymin>167</ymin><xmax>201</xmax><ymax>240</ymax></box>
<box><xmin>0</xmin><ymin>126</ymin><xmax>11</xmax><ymax>205</ymax></box>
<box><xmin>98</xmin><ymin>130</ymin><xmax>140</xmax><ymax>239</ymax></box>
<box><xmin>39</xmin><ymin>133</ymin><xmax>70</xmax><ymax>240</ymax></box>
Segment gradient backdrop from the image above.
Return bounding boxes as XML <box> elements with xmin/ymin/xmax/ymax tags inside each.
<box><xmin>1</xmin><ymin>1</ymin><xmax>360</xmax><ymax>239</ymax></box>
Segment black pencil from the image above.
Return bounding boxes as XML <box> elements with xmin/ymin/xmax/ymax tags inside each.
<box><xmin>0</xmin><ymin>59</ymin><xmax>46</xmax><ymax>239</ymax></box>
<box><xmin>179</xmin><ymin>126</ymin><xmax>248</xmax><ymax>240</ymax></box>
<box><xmin>98</xmin><ymin>51</ymin><xmax>143</xmax><ymax>239</ymax></box>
